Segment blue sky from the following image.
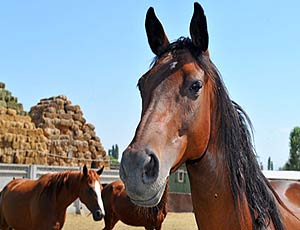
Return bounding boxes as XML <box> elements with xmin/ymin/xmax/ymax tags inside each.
<box><xmin>0</xmin><ymin>1</ymin><xmax>299</xmax><ymax>169</ymax></box>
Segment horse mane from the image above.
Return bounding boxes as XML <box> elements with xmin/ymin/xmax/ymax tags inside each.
<box><xmin>153</xmin><ymin>37</ymin><xmax>284</xmax><ymax>230</ymax></box>
<box><xmin>40</xmin><ymin>171</ymin><xmax>80</xmax><ymax>197</ymax></box>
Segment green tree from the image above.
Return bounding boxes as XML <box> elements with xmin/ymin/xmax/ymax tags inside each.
<box><xmin>108</xmin><ymin>144</ymin><xmax>119</xmax><ymax>162</ymax></box>
<box><xmin>282</xmin><ymin>127</ymin><xmax>300</xmax><ymax>170</ymax></box>
<box><xmin>113</xmin><ymin>144</ymin><xmax>119</xmax><ymax>160</ymax></box>
<box><xmin>267</xmin><ymin>157</ymin><xmax>273</xmax><ymax>170</ymax></box>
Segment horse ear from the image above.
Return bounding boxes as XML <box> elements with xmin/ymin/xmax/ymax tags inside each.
<box><xmin>145</xmin><ymin>7</ymin><xmax>169</xmax><ymax>56</ymax></box>
<box><xmin>83</xmin><ymin>164</ymin><xmax>88</xmax><ymax>177</ymax></box>
<box><xmin>97</xmin><ymin>166</ymin><xmax>104</xmax><ymax>175</ymax></box>
<box><xmin>189</xmin><ymin>2</ymin><xmax>209</xmax><ymax>53</ymax></box>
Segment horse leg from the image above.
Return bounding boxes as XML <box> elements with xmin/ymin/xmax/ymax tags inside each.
<box><xmin>103</xmin><ymin>216</ymin><xmax>110</xmax><ymax>230</ymax></box>
<box><xmin>0</xmin><ymin>224</ymin><xmax>10</xmax><ymax>230</ymax></box>
<box><xmin>0</xmin><ymin>215</ymin><xmax>9</xmax><ymax>230</ymax></box>
<box><xmin>155</xmin><ymin>223</ymin><xmax>162</xmax><ymax>230</ymax></box>
<box><xmin>103</xmin><ymin>213</ymin><xmax>119</xmax><ymax>230</ymax></box>
<box><xmin>0</xmin><ymin>205</ymin><xmax>9</xmax><ymax>229</ymax></box>
<box><xmin>145</xmin><ymin>221</ymin><xmax>162</xmax><ymax>230</ymax></box>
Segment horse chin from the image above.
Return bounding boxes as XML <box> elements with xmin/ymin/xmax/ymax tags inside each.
<box><xmin>127</xmin><ymin>178</ymin><xmax>167</xmax><ymax>207</ymax></box>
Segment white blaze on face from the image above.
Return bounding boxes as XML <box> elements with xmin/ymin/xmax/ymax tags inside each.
<box><xmin>94</xmin><ymin>181</ymin><xmax>105</xmax><ymax>215</ymax></box>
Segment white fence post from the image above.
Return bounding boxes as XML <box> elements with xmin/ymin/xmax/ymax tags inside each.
<box><xmin>29</xmin><ymin>165</ymin><xmax>37</xmax><ymax>179</ymax></box>
<box><xmin>74</xmin><ymin>198</ymin><xmax>81</xmax><ymax>214</ymax></box>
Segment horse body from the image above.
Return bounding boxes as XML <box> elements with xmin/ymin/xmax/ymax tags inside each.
<box><xmin>1</xmin><ymin>177</ymin><xmax>62</xmax><ymax>230</ymax></box>
<box><xmin>0</xmin><ymin>165</ymin><xmax>104</xmax><ymax>230</ymax></box>
<box><xmin>120</xmin><ymin>2</ymin><xmax>300</xmax><ymax>229</ymax></box>
<box><xmin>102</xmin><ymin>180</ymin><xmax>167</xmax><ymax>230</ymax></box>
<box><xmin>271</xmin><ymin>180</ymin><xmax>300</xmax><ymax>218</ymax></box>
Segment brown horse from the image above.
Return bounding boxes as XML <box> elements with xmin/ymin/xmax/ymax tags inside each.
<box><xmin>101</xmin><ymin>179</ymin><xmax>167</xmax><ymax>230</ymax></box>
<box><xmin>0</xmin><ymin>165</ymin><xmax>105</xmax><ymax>230</ymax></box>
<box><xmin>270</xmin><ymin>180</ymin><xmax>300</xmax><ymax>218</ymax></box>
<box><xmin>120</xmin><ymin>2</ymin><xmax>300</xmax><ymax>230</ymax></box>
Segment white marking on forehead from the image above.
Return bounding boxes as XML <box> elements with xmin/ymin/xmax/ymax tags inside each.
<box><xmin>95</xmin><ymin>181</ymin><xmax>105</xmax><ymax>215</ymax></box>
<box><xmin>170</xmin><ymin>61</ymin><xmax>178</xmax><ymax>70</ymax></box>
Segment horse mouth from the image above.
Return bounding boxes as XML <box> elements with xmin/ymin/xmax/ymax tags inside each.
<box><xmin>128</xmin><ymin>181</ymin><xmax>167</xmax><ymax>207</ymax></box>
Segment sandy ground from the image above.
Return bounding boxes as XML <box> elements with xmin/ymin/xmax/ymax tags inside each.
<box><xmin>63</xmin><ymin>212</ymin><xmax>197</xmax><ymax>230</ymax></box>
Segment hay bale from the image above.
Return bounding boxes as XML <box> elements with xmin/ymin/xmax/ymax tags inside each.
<box><xmin>29</xmin><ymin>95</ymin><xmax>107</xmax><ymax>166</ymax></box>
<box><xmin>6</xmin><ymin>108</ymin><xmax>17</xmax><ymax>116</ymax></box>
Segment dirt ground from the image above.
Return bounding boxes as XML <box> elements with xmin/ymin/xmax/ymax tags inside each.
<box><xmin>63</xmin><ymin>212</ymin><xmax>197</xmax><ymax>230</ymax></box>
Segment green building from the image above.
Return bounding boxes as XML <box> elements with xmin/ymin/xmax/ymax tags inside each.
<box><xmin>169</xmin><ymin>164</ymin><xmax>191</xmax><ymax>194</ymax></box>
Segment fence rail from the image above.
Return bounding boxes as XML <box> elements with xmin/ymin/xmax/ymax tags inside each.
<box><xmin>263</xmin><ymin>170</ymin><xmax>300</xmax><ymax>181</ymax></box>
<box><xmin>1</xmin><ymin>164</ymin><xmax>300</xmax><ymax>214</ymax></box>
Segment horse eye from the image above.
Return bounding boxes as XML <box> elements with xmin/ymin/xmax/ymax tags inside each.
<box><xmin>189</xmin><ymin>80</ymin><xmax>203</xmax><ymax>93</ymax></box>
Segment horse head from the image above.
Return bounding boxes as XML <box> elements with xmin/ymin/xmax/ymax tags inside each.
<box><xmin>120</xmin><ymin>3</ymin><xmax>212</xmax><ymax>207</ymax></box>
<box><xmin>79</xmin><ymin>165</ymin><xmax>105</xmax><ymax>221</ymax></box>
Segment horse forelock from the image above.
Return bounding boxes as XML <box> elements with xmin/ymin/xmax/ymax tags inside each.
<box><xmin>150</xmin><ymin>37</ymin><xmax>284</xmax><ymax>230</ymax></box>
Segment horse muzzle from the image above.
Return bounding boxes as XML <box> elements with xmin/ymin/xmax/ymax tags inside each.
<box><xmin>92</xmin><ymin>209</ymin><xmax>104</xmax><ymax>221</ymax></box>
<box><xmin>120</xmin><ymin>147</ymin><xmax>167</xmax><ymax>207</ymax></box>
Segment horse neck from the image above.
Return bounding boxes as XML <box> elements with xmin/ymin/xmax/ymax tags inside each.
<box><xmin>186</xmin><ymin>149</ymin><xmax>252</xmax><ymax>230</ymax></box>
<box><xmin>55</xmin><ymin>172</ymin><xmax>81</xmax><ymax>210</ymax></box>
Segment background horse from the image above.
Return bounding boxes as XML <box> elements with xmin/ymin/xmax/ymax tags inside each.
<box><xmin>0</xmin><ymin>165</ymin><xmax>104</xmax><ymax>230</ymax></box>
<box><xmin>120</xmin><ymin>2</ymin><xmax>300</xmax><ymax>230</ymax></box>
<box><xmin>101</xmin><ymin>180</ymin><xmax>167</xmax><ymax>230</ymax></box>
<box><xmin>270</xmin><ymin>180</ymin><xmax>300</xmax><ymax>218</ymax></box>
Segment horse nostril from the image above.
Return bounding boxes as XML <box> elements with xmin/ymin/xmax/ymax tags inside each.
<box><xmin>145</xmin><ymin>155</ymin><xmax>155</xmax><ymax>177</ymax></box>
<box><xmin>142</xmin><ymin>150</ymin><xmax>159</xmax><ymax>184</ymax></box>
<box><xmin>93</xmin><ymin>210</ymin><xmax>104</xmax><ymax>221</ymax></box>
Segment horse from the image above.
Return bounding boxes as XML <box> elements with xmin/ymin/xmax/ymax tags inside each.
<box><xmin>0</xmin><ymin>165</ymin><xmax>105</xmax><ymax>230</ymax></box>
<box><xmin>270</xmin><ymin>180</ymin><xmax>300</xmax><ymax>218</ymax></box>
<box><xmin>101</xmin><ymin>179</ymin><xmax>167</xmax><ymax>230</ymax></box>
<box><xmin>119</xmin><ymin>2</ymin><xmax>300</xmax><ymax>229</ymax></box>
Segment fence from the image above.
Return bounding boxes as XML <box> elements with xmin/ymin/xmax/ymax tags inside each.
<box><xmin>263</xmin><ymin>170</ymin><xmax>300</xmax><ymax>181</ymax></box>
<box><xmin>0</xmin><ymin>163</ymin><xmax>119</xmax><ymax>214</ymax></box>
<box><xmin>1</xmin><ymin>164</ymin><xmax>300</xmax><ymax>214</ymax></box>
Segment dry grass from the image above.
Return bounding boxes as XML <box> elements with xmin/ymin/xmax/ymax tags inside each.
<box><xmin>63</xmin><ymin>212</ymin><xmax>197</xmax><ymax>230</ymax></box>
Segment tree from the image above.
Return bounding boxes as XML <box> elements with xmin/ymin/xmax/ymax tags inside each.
<box><xmin>113</xmin><ymin>144</ymin><xmax>119</xmax><ymax>160</ymax></box>
<box><xmin>282</xmin><ymin>127</ymin><xmax>300</xmax><ymax>170</ymax></box>
<box><xmin>108</xmin><ymin>144</ymin><xmax>119</xmax><ymax>161</ymax></box>
<box><xmin>267</xmin><ymin>157</ymin><xmax>273</xmax><ymax>170</ymax></box>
